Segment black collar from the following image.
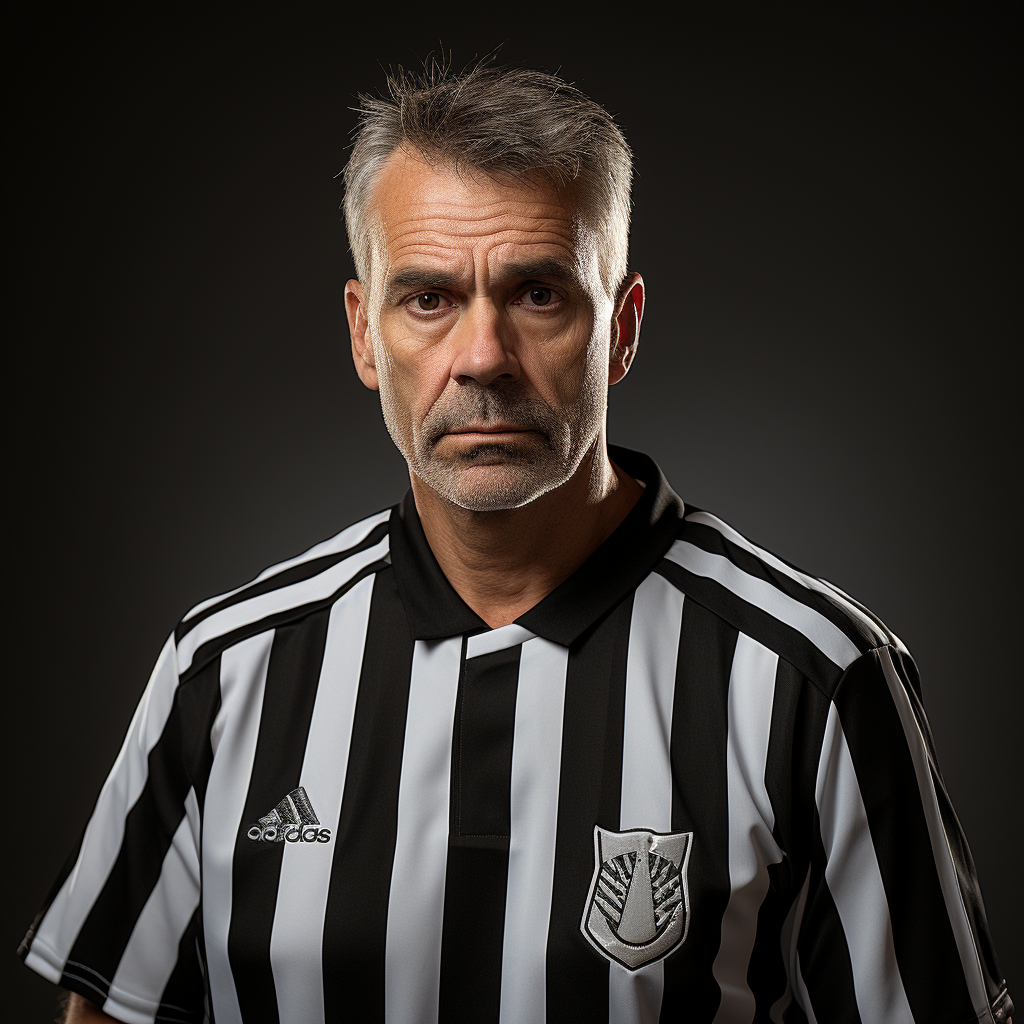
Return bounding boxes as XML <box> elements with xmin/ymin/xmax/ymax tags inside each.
<box><xmin>387</xmin><ymin>445</ymin><xmax>685</xmax><ymax>647</ymax></box>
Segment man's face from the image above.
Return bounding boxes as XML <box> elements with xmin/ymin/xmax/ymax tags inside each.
<box><xmin>347</xmin><ymin>146</ymin><xmax>633</xmax><ymax>512</ymax></box>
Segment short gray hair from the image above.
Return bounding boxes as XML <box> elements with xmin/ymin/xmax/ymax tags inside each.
<box><xmin>341</xmin><ymin>57</ymin><xmax>633</xmax><ymax>299</ymax></box>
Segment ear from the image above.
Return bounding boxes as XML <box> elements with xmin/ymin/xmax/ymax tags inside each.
<box><xmin>345</xmin><ymin>279</ymin><xmax>379</xmax><ymax>391</ymax></box>
<box><xmin>609</xmin><ymin>273</ymin><xmax>644</xmax><ymax>385</ymax></box>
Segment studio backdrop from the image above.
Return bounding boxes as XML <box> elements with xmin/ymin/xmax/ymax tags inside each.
<box><xmin>10</xmin><ymin>11</ymin><xmax>1019</xmax><ymax>1018</ymax></box>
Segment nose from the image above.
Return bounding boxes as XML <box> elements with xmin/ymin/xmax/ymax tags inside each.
<box><xmin>449</xmin><ymin>301</ymin><xmax>520</xmax><ymax>386</ymax></box>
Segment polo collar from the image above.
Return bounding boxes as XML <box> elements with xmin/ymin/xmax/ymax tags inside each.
<box><xmin>388</xmin><ymin>445</ymin><xmax>686</xmax><ymax>647</ymax></box>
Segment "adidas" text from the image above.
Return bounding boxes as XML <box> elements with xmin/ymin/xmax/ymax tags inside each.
<box><xmin>247</xmin><ymin>824</ymin><xmax>332</xmax><ymax>843</ymax></box>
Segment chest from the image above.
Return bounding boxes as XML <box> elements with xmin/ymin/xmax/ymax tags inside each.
<box><xmin>197</xmin><ymin>616</ymin><xmax>794</xmax><ymax>1021</ymax></box>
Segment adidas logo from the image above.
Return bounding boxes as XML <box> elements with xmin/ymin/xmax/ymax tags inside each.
<box><xmin>246</xmin><ymin>786</ymin><xmax>332</xmax><ymax>844</ymax></box>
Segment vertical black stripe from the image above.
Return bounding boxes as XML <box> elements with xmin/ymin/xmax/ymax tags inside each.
<box><xmin>797</xmin><ymin>817</ymin><xmax>863</xmax><ymax>1024</ymax></box>
<box><xmin>321</xmin><ymin>568</ymin><xmax>414</xmax><ymax>1023</ymax></box>
<box><xmin>661</xmin><ymin>600</ymin><xmax>737</xmax><ymax>1021</ymax></box>
<box><xmin>437</xmin><ymin>843</ymin><xmax>510</xmax><ymax>1021</ymax></box>
<box><xmin>158</xmin><ymin>907</ymin><xmax>206</xmax><ymax>1023</ymax></box>
<box><xmin>439</xmin><ymin>642</ymin><xmax>522</xmax><ymax>1023</ymax></box>
<box><xmin>451</xmin><ymin>644</ymin><xmax>521</xmax><ymax>839</ymax></box>
<box><xmin>835</xmin><ymin>649</ymin><xmax>976</xmax><ymax>1022</ymax></box>
<box><xmin>195</xmin><ymin>898</ymin><xmax>212</xmax><ymax>1024</ymax></box>
<box><xmin>781</xmin><ymin>995</ymin><xmax>809</xmax><ymax>1023</ymax></box>
<box><xmin>226</xmin><ymin>611</ymin><xmax>330</xmax><ymax>1024</ymax></box>
<box><xmin>176</xmin><ymin>661</ymin><xmax>220</xmax><ymax>1024</ymax></box>
<box><xmin>545</xmin><ymin>594</ymin><xmax>632</xmax><ymax>1023</ymax></box>
<box><xmin>748</xmin><ymin>658</ymin><xmax>830</xmax><ymax>1020</ymax></box>
<box><xmin>762</xmin><ymin>660</ymin><xmax>825</xmax><ymax>879</ymax></box>
<box><xmin>176</xmin><ymin>658</ymin><xmax>223</xmax><ymax>813</ymax></box>
<box><xmin>63</xmin><ymin>659</ymin><xmax>222</xmax><ymax>995</ymax></box>
<box><xmin>893</xmin><ymin>648</ymin><xmax>1004</xmax><ymax>1008</ymax></box>
<box><xmin>746</xmin><ymin>862</ymin><xmax>789</xmax><ymax>1021</ymax></box>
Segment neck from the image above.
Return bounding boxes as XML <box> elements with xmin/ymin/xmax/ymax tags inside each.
<box><xmin>411</xmin><ymin>441</ymin><xmax>644</xmax><ymax>629</ymax></box>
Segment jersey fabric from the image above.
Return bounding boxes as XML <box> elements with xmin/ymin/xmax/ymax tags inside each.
<box><xmin>20</xmin><ymin>445</ymin><xmax>1012</xmax><ymax>1024</ymax></box>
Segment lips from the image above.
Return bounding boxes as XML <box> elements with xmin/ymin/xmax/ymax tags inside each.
<box><xmin>449</xmin><ymin>424</ymin><xmax>532</xmax><ymax>435</ymax></box>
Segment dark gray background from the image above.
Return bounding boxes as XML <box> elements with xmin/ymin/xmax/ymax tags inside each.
<box><xmin>10</xmin><ymin>10</ymin><xmax>1019</xmax><ymax>1019</ymax></box>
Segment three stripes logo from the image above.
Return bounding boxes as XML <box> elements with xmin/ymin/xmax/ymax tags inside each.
<box><xmin>246</xmin><ymin>786</ymin><xmax>332</xmax><ymax>844</ymax></box>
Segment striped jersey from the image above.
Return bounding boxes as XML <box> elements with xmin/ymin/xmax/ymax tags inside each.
<box><xmin>20</xmin><ymin>445</ymin><xmax>1012</xmax><ymax>1024</ymax></box>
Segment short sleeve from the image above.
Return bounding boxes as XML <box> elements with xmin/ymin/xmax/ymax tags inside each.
<box><xmin>790</xmin><ymin>644</ymin><xmax>1013</xmax><ymax>1024</ymax></box>
<box><xmin>19</xmin><ymin>633</ymin><xmax>208</xmax><ymax>1024</ymax></box>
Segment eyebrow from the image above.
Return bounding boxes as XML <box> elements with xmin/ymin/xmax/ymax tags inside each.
<box><xmin>383</xmin><ymin>257</ymin><xmax>584</xmax><ymax>306</ymax></box>
<box><xmin>384</xmin><ymin>269</ymin><xmax>462</xmax><ymax>306</ymax></box>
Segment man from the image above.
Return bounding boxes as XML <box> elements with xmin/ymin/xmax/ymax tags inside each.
<box><xmin>21</xmin><ymin>61</ymin><xmax>1013</xmax><ymax>1024</ymax></box>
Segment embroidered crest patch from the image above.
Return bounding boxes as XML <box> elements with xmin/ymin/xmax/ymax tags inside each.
<box><xmin>581</xmin><ymin>826</ymin><xmax>693</xmax><ymax>970</ymax></box>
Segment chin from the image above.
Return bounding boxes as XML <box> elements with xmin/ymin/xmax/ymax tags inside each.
<box><xmin>420</xmin><ymin>458</ymin><xmax>568</xmax><ymax>512</ymax></box>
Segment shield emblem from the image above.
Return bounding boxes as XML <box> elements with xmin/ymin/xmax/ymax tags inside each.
<box><xmin>580</xmin><ymin>826</ymin><xmax>693</xmax><ymax>970</ymax></box>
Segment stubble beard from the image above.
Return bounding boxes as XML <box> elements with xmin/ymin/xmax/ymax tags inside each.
<box><xmin>379</xmin><ymin>376</ymin><xmax>586</xmax><ymax>512</ymax></box>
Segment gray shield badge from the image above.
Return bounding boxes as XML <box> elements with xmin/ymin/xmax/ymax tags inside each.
<box><xmin>581</xmin><ymin>826</ymin><xmax>693</xmax><ymax>970</ymax></box>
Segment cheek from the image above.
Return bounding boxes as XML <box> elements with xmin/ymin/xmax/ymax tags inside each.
<box><xmin>378</xmin><ymin>332</ymin><xmax>452</xmax><ymax>418</ymax></box>
<box><xmin>528</xmin><ymin>331</ymin><xmax>607</xmax><ymax>412</ymax></box>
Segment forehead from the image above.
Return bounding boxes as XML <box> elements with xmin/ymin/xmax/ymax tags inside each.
<box><xmin>369</xmin><ymin>146</ymin><xmax>586</xmax><ymax>275</ymax></box>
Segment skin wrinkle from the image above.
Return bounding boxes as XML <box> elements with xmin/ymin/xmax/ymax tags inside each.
<box><xmin>383</xmin><ymin>257</ymin><xmax>586</xmax><ymax>310</ymax></box>
<box><xmin>346</xmin><ymin>145</ymin><xmax>645</xmax><ymax>627</ymax></box>
<box><xmin>342</xmin><ymin>71</ymin><xmax>633</xmax><ymax>296</ymax></box>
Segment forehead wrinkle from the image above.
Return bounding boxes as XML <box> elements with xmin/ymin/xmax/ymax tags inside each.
<box><xmin>384</xmin><ymin>195</ymin><xmax>578</xmax><ymax>238</ymax></box>
<box><xmin>387</xmin><ymin>234</ymin><xmax>577</xmax><ymax>272</ymax></box>
<box><xmin>386</xmin><ymin>188</ymin><xmax>576</xmax><ymax>218</ymax></box>
<box><xmin>376</xmin><ymin>168</ymin><xmax>591</xmax><ymax>299</ymax></box>
<box><xmin>387</xmin><ymin>227</ymin><xmax>577</xmax><ymax>275</ymax></box>
<box><xmin>369</xmin><ymin>143</ymin><xmax>592</xmax><ymax>269</ymax></box>
<box><xmin>386</xmin><ymin>215</ymin><xmax>577</xmax><ymax>248</ymax></box>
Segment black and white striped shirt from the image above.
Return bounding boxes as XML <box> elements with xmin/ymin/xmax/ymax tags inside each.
<box><xmin>20</xmin><ymin>445</ymin><xmax>1012</xmax><ymax>1023</ymax></box>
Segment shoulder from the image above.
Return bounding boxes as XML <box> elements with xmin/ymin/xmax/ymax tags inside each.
<box><xmin>656</xmin><ymin>504</ymin><xmax>909</xmax><ymax>700</ymax></box>
<box><xmin>171</xmin><ymin>506</ymin><xmax>394</xmax><ymax>682</ymax></box>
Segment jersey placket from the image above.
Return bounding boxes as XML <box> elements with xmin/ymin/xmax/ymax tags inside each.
<box><xmin>438</xmin><ymin>631</ymin><xmax>523</xmax><ymax>1020</ymax></box>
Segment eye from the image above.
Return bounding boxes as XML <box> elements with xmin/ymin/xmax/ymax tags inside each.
<box><xmin>410</xmin><ymin>292</ymin><xmax>452</xmax><ymax>312</ymax></box>
<box><xmin>518</xmin><ymin>286</ymin><xmax>558</xmax><ymax>308</ymax></box>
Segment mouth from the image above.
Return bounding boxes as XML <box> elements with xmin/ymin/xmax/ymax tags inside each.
<box><xmin>446</xmin><ymin>424</ymin><xmax>537</xmax><ymax>439</ymax></box>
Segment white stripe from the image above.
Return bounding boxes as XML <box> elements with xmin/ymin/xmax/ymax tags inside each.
<box><xmin>269</xmin><ymin>575</ymin><xmax>376</xmax><ymax>1024</ymax></box>
<box><xmin>26</xmin><ymin>635</ymin><xmax>180</xmax><ymax>980</ymax></box>
<box><xmin>182</xmin><ymin>509</ymin><xmax>391</xmax><ymax>622</ymax></box>
<box><xmin>877</xmin><ymin>647</ymin><xmax>991</xmax><ymax>1016</ymax></box>
<box><xmin>610</xmin><ymin>573</ymin><xmax>684</xmax><ymax>1024</ymax></box>
<box><xmin>202</xmin><ymin>629</ymin><xmax>275</xmax><ymax>1024</ymax></box>
<box><xmin>466</xmin><ymin>623</ymin><xmax>538</xmax><ymax>660</ymax></box>
<box><xmin>385</xmin><ymin>636</ymin><xmax>462</xmax><ymax>1024</ymax></box>
<box><xmin>815</xmin><ymin>703</ymin><xmax>914</xmax><ymax>1023</ymax></box>
<box><xmin>711</xmin><ymin>634</ymin><xmax>783</xmax><ymax>1024</ymax></box>
<box><xmin>177</xmin><ymin>535</ymin><xmax>388</xmax><ymax>672</ymax></box>
<box><xmin>102</xmin><ymin>789</ymin><xmax>202</xmax><ymax>1024</ymax></box>
<box><xmin>684</xmin><ymin>510</ymin><xmax>891</xmax><ymax>651</ymax></box>
<box><xmin>498</xmin><ymin>637</ymin><xmax>569</xmax><ymax>1024</ymax></box>
<box><xmin>665</xmin><ymin>540</ymin><xmax>862</xmax><ymax>670</ymax></box>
